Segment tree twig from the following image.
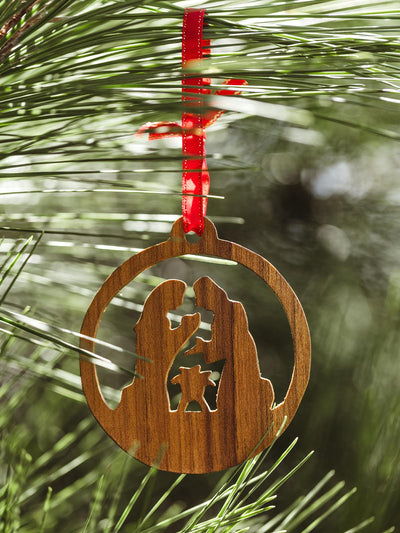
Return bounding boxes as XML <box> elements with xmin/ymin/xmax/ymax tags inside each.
<box><xmin>0</xmin><ymin>0</ymin><xmax>56</xmax><ymax>62</ymax></box>
<box><xmin>0</xmin><ymin>0</ymin><xmax>42</xmax><ymax>40</ymax></box>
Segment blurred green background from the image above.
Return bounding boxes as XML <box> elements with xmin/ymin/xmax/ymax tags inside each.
<box><xmin>1</xmin><ymin>0</ymin><xmax>399</xmax><ymax>531</ymax></box>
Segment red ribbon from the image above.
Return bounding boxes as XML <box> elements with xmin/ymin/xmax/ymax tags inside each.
<box><xmin>137</xmin><ymin>8</ymin><xmax>246</xmax><ymax>235</ymax></box>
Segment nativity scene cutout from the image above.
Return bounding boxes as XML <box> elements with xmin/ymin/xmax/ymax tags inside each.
<box><xmin>106</xmin><ymin>276</ymin><xmax>276</xmax><ymax>472</ymax></box>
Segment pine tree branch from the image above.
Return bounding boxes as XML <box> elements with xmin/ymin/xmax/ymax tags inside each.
<box><xmin>0</xmin><ymin>0</ymin><xmax>64</xmax><ymax>62</ymax></box>
<box><xmin>0</xmin><ymin>0</ymin><xmax>41</xmax><ymax>39</ymax></box>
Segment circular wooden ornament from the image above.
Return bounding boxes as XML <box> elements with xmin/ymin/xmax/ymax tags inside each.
<box><xmin>80</xmin><ymin>218</ymin><xmax>311</xmax><ymax>474</ymax></box>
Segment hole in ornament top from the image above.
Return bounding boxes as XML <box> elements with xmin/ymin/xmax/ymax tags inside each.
<box><xmin>185</xmin><ymin>231</ymin><xmax>201</xmax><ymax>244</ymax></box>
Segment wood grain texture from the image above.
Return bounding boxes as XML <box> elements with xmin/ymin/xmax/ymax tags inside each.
<box><xmin>80</xmin><ymin>217</ymin><xmax>311</xmax><ymax>473</ymax></box>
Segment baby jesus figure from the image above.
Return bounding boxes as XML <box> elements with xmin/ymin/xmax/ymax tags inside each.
<box><xmin>171</xmin><ymin>365</ymin><xmax>216</xmax><ymax>413</ymax></box>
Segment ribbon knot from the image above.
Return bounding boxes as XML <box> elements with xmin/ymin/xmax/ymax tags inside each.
<box><xmin>137</xmin><ymin>9</ymin><xmax>247</xmax><ymax>235</ymax></box>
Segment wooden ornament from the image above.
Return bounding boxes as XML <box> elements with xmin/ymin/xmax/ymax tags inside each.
<box><xmin>80</xmin><ymin>218</ymin><xmax>311</xmax><ymax>474</ymax></box>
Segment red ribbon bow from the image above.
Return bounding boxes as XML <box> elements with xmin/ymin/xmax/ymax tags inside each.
<box><xmin>137</xmin><ymin>8</ymin><xmax>247</xmax><ymax>235</ymax></box>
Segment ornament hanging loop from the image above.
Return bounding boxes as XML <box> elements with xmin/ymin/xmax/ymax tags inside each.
<box><xmin>136</xmin><ymin>9</ymin><xmax>247</xmax><ymax>236</ymax></box>
<box><xmin>181</xmin><ymin>8</ymin><xmax>210</xmax><ymax>236</ymax></box>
